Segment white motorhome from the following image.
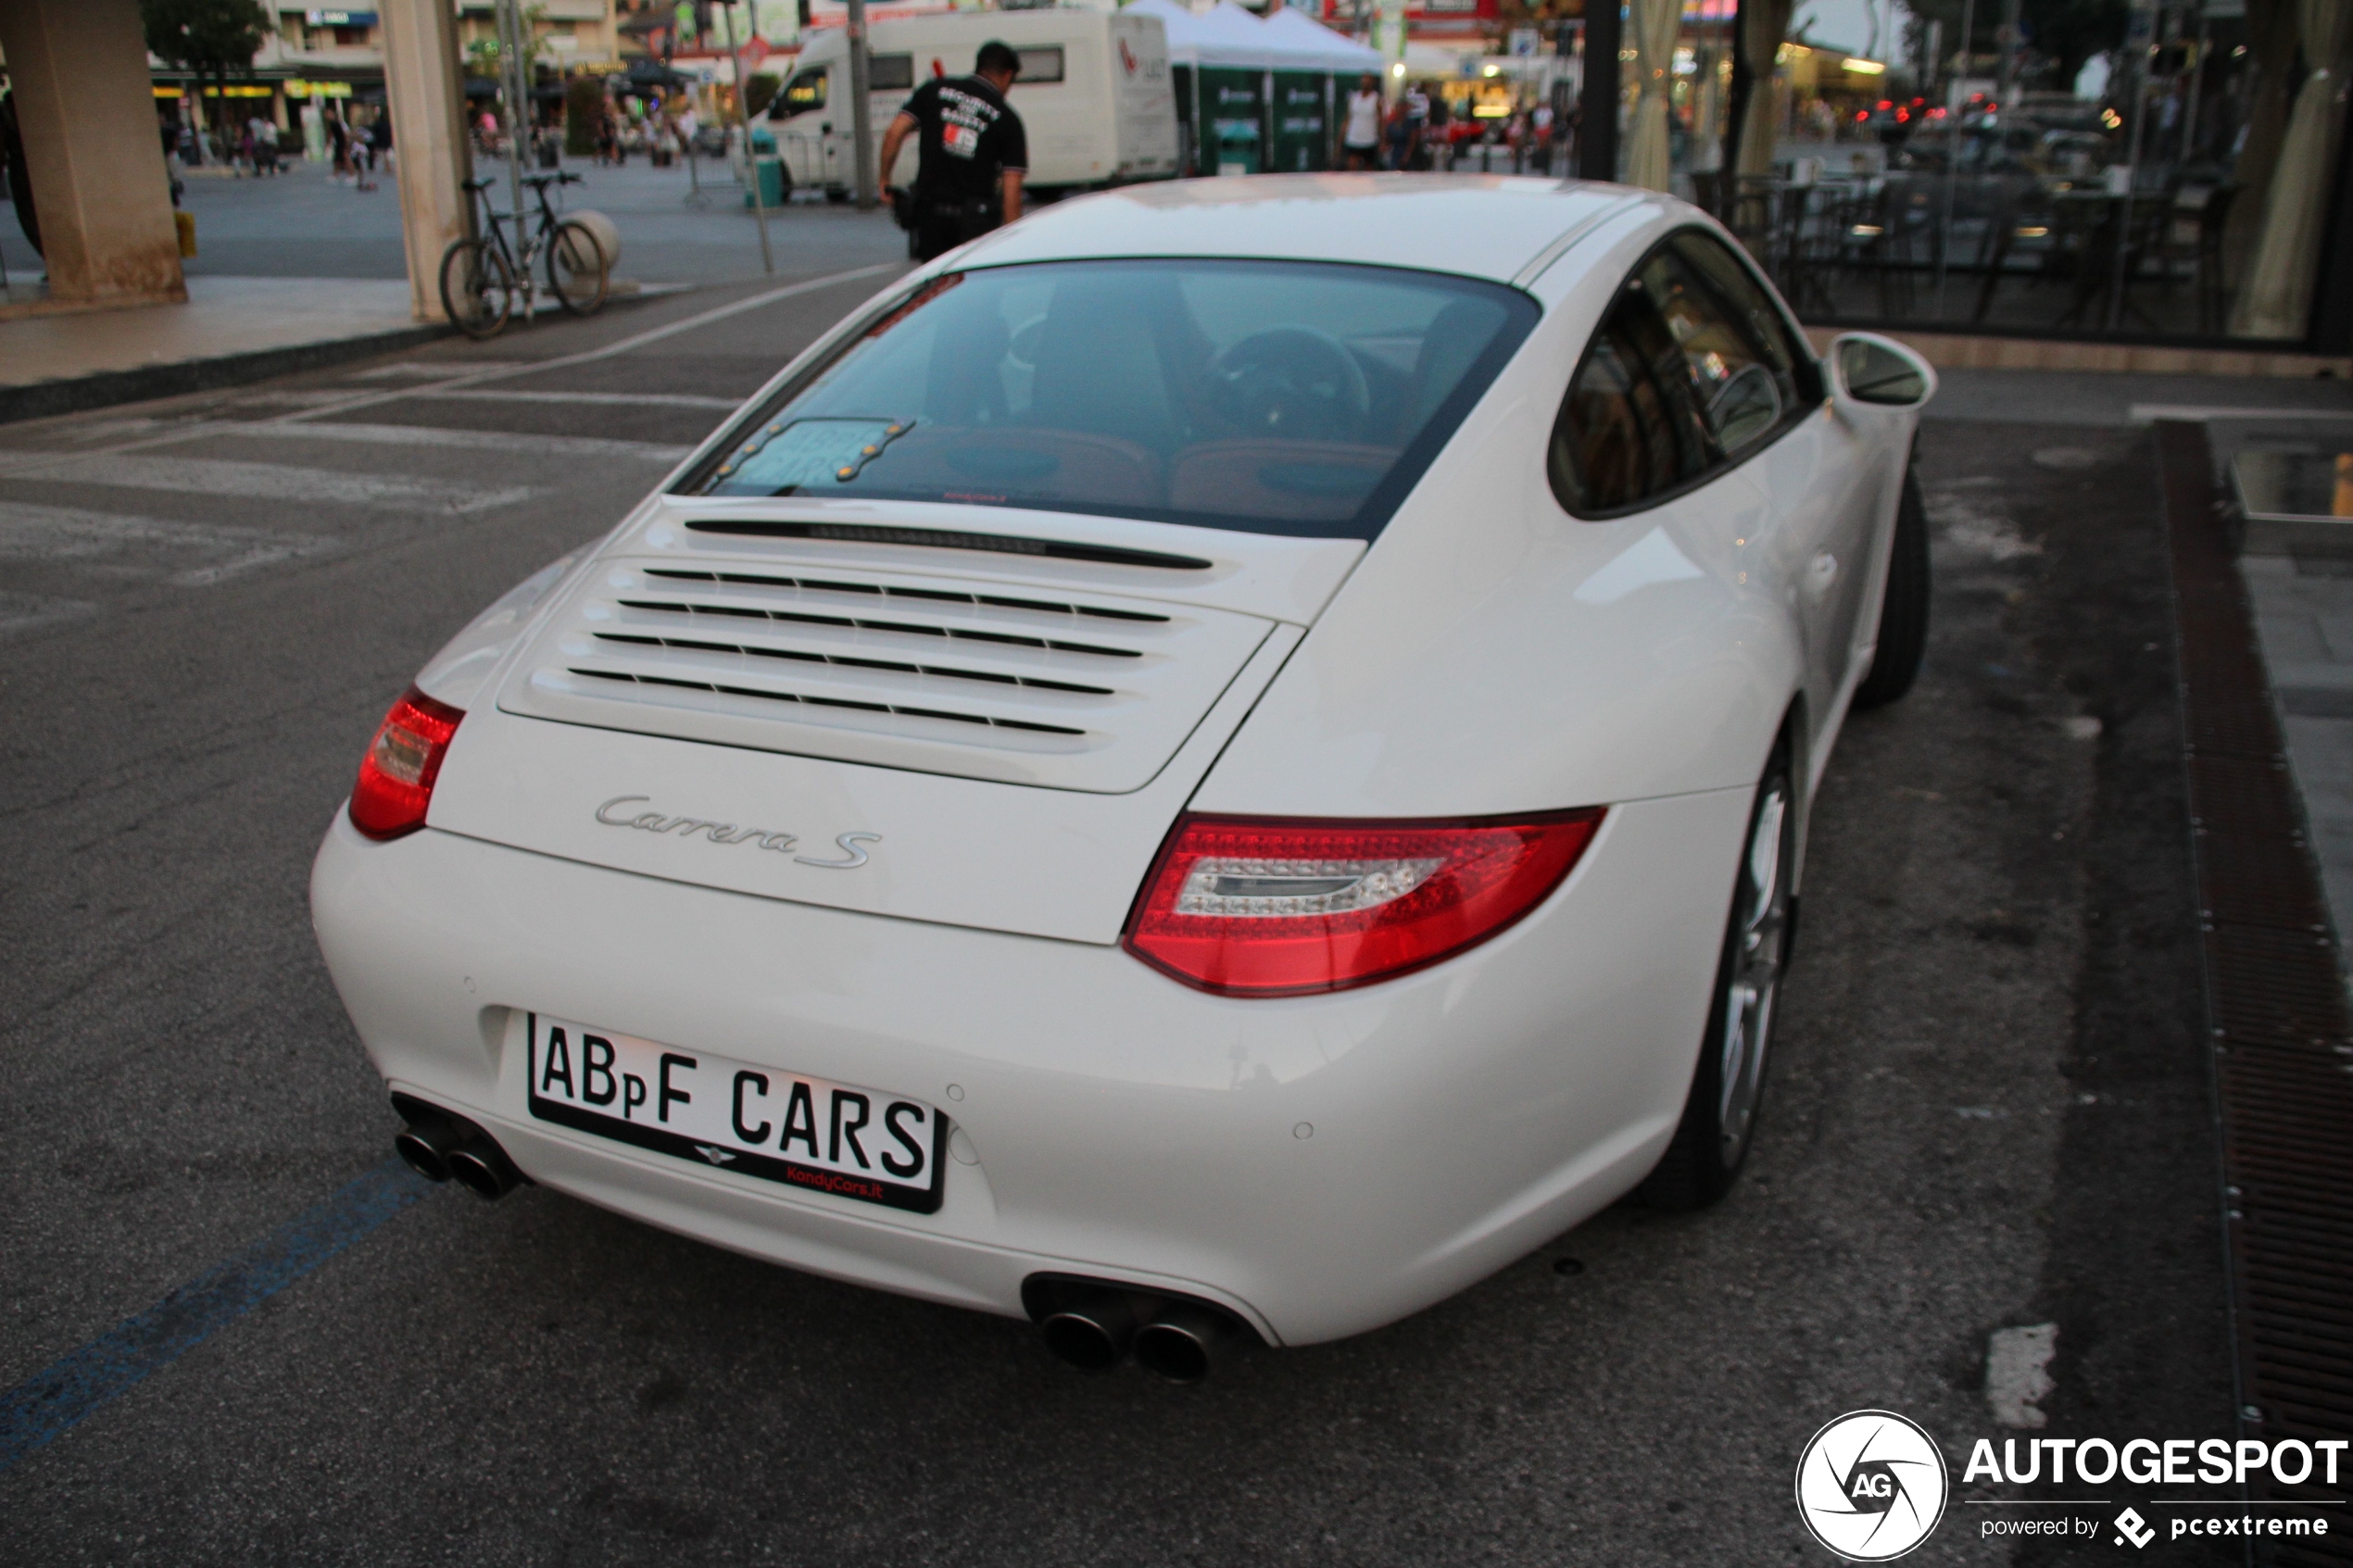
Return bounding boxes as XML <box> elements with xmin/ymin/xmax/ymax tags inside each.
<box><xmin>770</xmin><ymin>9</ymin><xmax>1179</xmax><ymax>201</ymax></box>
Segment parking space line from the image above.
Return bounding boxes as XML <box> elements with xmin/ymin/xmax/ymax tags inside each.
<box><xmin>400</xmin><ymin>390</ymin><xmax>742</xmax><ymax>410</ymax></box>
<box><xmin>0</xmin><ymin>1160</ymin><xmax>434</xmax><ymax>1474</ymax></box>
<box><xmin>2128</xmin><ymin>404</ymin><xmax>2353</xmax><ymax>424</ymax></box>
<box><xmin>197</xmin><ymin>420</ymin><xmax>693</xmax><ymax>463</ymax></box>
<box><xmin>0</xmin><ymin>263</ymin><xmax>905</xmax><ymax>481</ymax></box>
<box><xmin>279</xmin><ymin>261</ymin><xmax>907</xmax><ymax>428</ymax></box>
<box><xmin>0</xmin><ymin>499</ymin><xmax>341</xmax><ymax>585</ymax></box>
<box><xmin>20</xmin><ymin>454</ymin><xmax>535</xmax><ymax>514</ymax></box>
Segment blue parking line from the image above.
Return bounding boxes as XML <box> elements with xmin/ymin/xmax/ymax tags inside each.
<box><xmin>0</xmin><ymin>1159</ymin><xmax>435</xmax><ymax>1474</ymax></box>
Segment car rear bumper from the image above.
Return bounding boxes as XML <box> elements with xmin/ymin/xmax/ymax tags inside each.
<box><xmin>310</xmin><ymin>784</ymin><xmax>1747</xmax><ymax>1345</ymax></box>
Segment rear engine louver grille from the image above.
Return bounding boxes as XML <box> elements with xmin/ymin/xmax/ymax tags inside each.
<box><xmin>498</xmin><ymin>556</ymin><xmax>1277</xmax><ymax>792</ymax></box>
<box><xmin>572</xmin><ymin>667</ymin><xmax>1088</xmax><ymax>734</ymax></box>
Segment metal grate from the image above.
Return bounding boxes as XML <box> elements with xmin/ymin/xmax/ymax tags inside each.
<box><xmin>2160</xmin><ymin>420</ymin><xmax>2353</xmax><ymax>1566</ymax></box>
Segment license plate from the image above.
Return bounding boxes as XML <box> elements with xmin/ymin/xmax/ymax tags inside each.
<box><xmin>525</xmin><ymin>1014</ymin><xmax>948</xmax><ymax>1213</ymax></box>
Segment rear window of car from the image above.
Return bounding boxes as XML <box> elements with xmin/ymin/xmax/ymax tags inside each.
<box><xmin>680</xmin><ymin>258</ymin><xmax>1540</xmax><ymax>541</ymax></box>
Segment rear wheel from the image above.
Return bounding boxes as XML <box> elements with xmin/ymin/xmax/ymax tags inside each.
<box><xmin>438</xmin><ymin>238</ymin><xmax>515</xmax><ymax>340</ymax></box>
<box><xmin>1640</xmin><ymin>742</ymin><xmax>1796</xmax><ymax>1210</ymax></box>
<box><xmin>545</xmin><ymin>219</ymin><xmax>608</xmax><ymax>317</ymax></box>
<box><xmin>1853</xmin><ymin>462</ymin><xmax>1931</xmax><ymax>709</ymax></box>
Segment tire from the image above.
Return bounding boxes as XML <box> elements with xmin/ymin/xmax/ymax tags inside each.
<box><xmin>546</xmin><ymin>219</ymin><xmax>608</xmax><ymax>317</ymax></box>
<box><xmin>1639</xmin><ymin>741</ymin><xmax>1797</xmax><ymax>1211</ymax></box>
<box><xmin>1852</xmin><ymin>462</ymin><xmax>1931</xmax><ymax>709</ymax></box>
<box><xmin>825</xmin><ymin>186</ymin><xmax>851</xmax><ymax>205</ymax></box>
<box><xmin>438</xmin><ymin>238</ymin><xmax>515</xmax><ymax>340</ymax></box>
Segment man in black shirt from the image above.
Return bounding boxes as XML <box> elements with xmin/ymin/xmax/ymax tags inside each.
<box><xmin>878</xmin><ymin>41</ymin><xmax>1027</xmax><ymax>261</ymax></box>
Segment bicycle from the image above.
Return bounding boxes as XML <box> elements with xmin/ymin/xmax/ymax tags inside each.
<box><xmin>440</xmin><ymin>170</ymin><xmax>610</xmax><ymax>340</ymax></box>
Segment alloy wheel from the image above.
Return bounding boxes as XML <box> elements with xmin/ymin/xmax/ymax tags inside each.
<box><xmin>1716</xmin><ymin>784</ymin><xmax>1789</xmax><ymax>1168</ymax></box>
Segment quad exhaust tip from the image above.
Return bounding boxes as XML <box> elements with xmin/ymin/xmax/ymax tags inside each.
<box><xmin>1023</xmin><ymin>1273</ymin><xmax>1252</xmax><ymax>1383</ymax></box>
<box><xmin>391</xmin><ymin>1094</ymin><xmax>528</xmax><ymax>1201</ymax></box>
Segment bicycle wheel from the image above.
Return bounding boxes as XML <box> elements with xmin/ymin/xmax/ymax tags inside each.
<box><xmin>546</xmin><ymin>220</ymin><xmax>608</xmax><ymax>317</ymax></box>
<box><xmin>439</xmin><ymin>238</ymin><xmax>516</xmax><ymax>339</ymax></box>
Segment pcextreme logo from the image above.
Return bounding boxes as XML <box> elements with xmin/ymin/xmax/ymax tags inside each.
<box><xmin>1795</xmin><ymin>1411</ymin><xmax>1951</xmax><ymax>1562</ymax></box>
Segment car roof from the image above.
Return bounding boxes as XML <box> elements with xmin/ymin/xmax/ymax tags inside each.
<box><xmin>957</xmin><ymin>174</ymin><xmax>1667</xmax><ymax>287</ymax></box>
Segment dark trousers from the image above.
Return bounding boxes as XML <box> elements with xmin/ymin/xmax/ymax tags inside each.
<box><xmin>911</xmin><ymin>194</ymin><xmax>1000</xmax><ymax>261</ymax></box>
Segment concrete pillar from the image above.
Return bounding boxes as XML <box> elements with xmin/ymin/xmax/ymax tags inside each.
<box><xmin>379</xmin><ymin>0</ymin><xmax>475</xmax><ymax>321</ymax></box>
<box><xmin>0</xmin><ymin>0</ymin><xmax>187</xmax><ymax>307</ymax></box>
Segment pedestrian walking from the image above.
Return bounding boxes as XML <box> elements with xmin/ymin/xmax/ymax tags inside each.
<box><xmin>328</xmin><ymin>112</ymin><xmax>353</xmax><ymax>182</ymax></box>
<box><xmin>248</xmin><ymin>114</ymin><xmax>279</xmax><ymax>175</ymax></box>
<box><xmin>353</xmin><ymin>112</ymin><xmax>379</xmax><ymax>191</ymax></box>
<box><xmin>1425</xmin><ymin>86</ymin><xmax>1453</xmax><ymax>170</ymax></box>
<box><xmin>878</xmin><ymin>40</ymin><xmax>1028</xmax><ymax>262</ymax></box>
<box><xmin>1340</xmin><ymin>72</ymin><xmax>1381</xmax><ymax>171</ymax></box>
<box><xmin>1382</xmin><ymin>99</ymin><xmax>1415</xmax><ymax>170</ymax></box>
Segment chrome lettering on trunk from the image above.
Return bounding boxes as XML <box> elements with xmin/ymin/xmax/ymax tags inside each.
<box><xmin>593</xmin><ymin>796</ymin><xmax>879</xmax><ymax>867</ymax></box>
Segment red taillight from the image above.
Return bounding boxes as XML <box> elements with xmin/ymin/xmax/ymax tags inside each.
<box><xmin>1122</xmin><ymin>810</ymin><xmax>1604</xmax><ymax>997</ymax></box>
<box><xmin>348</xmin><ymin>686</ymin><xmax>464</xmax><ymax>840</ymax></box>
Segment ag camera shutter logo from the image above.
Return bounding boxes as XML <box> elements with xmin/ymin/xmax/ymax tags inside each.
<box><xmin>1795</xmin><ymin>1410</ymin><xmax>1951</xmax><ymax>1561</ymax></box>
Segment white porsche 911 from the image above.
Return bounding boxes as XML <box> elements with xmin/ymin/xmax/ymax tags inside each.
<box><xmin>312</xmin><ymin>175</ymin><xmax>1935</xmax><ymax>1381</ymax></box>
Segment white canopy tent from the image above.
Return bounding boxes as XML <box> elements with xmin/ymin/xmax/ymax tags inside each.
<box><xmin>1124</xmin><ymin>0</ymin><xmax>1283</xmax><ymax>69</ymax></box>
<box><xmin>1125</xmin><ymin>0</ymin><xmax>1380</xmax><ymax>72</ymax></box>
<box><xmin>1257</xmin><ymin>6</ymin><xmax>1384</xmax><ymax>74</ymax></box>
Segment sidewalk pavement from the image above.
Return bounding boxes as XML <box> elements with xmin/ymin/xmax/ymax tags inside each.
<box><xmin>0</xmin><ymin>276</ymin><xmax>442</xmax><ymax>425</ymax></box>
<box><xmin>2217</xmin><ymin>416</ymin><xmax>2353</xmax><ymax>959</ymax></box>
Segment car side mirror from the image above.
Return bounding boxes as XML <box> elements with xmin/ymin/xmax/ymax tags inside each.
<box><xmin>1829</xmin><ymin>332</ymin><xmax>1937</xmax><ymax>408</ymax></box>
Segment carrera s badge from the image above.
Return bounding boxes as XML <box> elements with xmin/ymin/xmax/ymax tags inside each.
<box><xmin>594</xmin><ymin>796</ymin><xmax>880</xmax><ymax>868</ymax></box>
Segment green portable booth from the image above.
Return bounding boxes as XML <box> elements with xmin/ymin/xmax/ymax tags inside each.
<box><xmin>1268</xmin><ymin>71</ymin><xmax>1331</xmax><ymax>173</ymax></box>
<box><xmin>1129</xmin><ymin>0</ymin><xmax>1379</xmax><ymax>178</ymax></box>
<box><xmin>1199</xmin><ymin>68</ymin><xmax>1266</xmax><ymax>175</ymax></box>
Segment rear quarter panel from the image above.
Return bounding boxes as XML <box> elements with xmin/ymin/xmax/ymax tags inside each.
<box><xmin>1193</xmin><ymin>207</ymin><xmax>1806</xmax><ymax>820</ymax></box>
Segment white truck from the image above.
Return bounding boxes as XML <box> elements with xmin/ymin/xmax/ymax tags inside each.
<box><xmin>769</xmin><ymin>8</ymin><xmax>1179</xmax><ymax>202</ymax></box>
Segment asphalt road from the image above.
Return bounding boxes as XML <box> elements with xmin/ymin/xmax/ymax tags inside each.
<box><xmin>0</xmin><ymin>281</ymin><xmax>2240</xmax><ymax>1565</ymax></box>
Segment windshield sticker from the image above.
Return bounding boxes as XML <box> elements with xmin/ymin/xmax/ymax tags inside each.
<box><xmin>712</xmin><ymin>417</ymin><xmax>914</xmax><ymax>492</ymax></box>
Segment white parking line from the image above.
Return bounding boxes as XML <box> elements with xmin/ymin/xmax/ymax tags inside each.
<box><xmin>349</xmin><ymin>361</ymin><xmax>532</xmax><ymax>380</ymax></box>
<box><xmin>1986</xmin><ymin>1323</ymin><xmax>2059</xmax><ymax>1429</ymax></box>
<box><xmin>0</xmin><ymin>500</ymin><xmax>340</xmax><ymax>585</ymax></box>
<box><xmin>2128</xmin><ymin>404</ymin><xmax>2353</xmax><ymax>424</ymax></box>
<box><xmin>0</xmin><ymin>262</ymin><xmax>903</xmax><ymax>480</ymax></box>
<box><xmin>280</xmin><ymin>261</ymin><xmax>905</xmax><ymax>427</ymax></box>
<box><xmin>200</xmin><ymin>420</ymin><xmax>692</xmax><ymax>463</ymax></box>
<box><xmin>401</xmin><ymin>389</ymin><xmax>742</xmax><ymax>410</ymax></box>
<box><xmin>0</xmin><ymin>590</ymin><xmax>98</xmax><ymax>637</ymax></box>
<box><xmin>19</xmin><ymin>454</ymin><xmax>534</xmax><ymax>514</ymax></box>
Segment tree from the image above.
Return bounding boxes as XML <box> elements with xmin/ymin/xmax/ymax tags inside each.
<box><xmin>141</xmin><ymin>0</ymin><xmax>271</xmax><ymax>163</ymax></box>
<box><xmin>464</xmin><ymin>3</ymin><xmax>551</xmax><ymax>82</ymax></box>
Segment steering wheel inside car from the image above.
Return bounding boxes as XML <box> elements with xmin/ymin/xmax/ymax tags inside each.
<box><xmin>1208</xmin><ymin>327</ymin><xmax>1373</xmax><ymax>444</ymax></box>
